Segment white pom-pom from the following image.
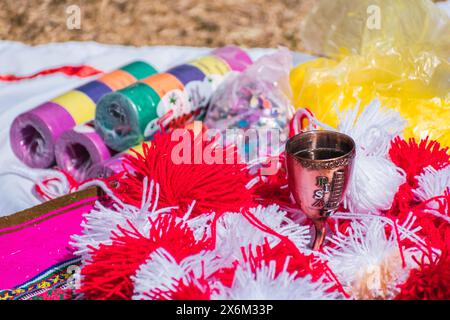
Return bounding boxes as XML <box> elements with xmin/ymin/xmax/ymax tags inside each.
<box><xmin>214</xmin><ymin>205</ymin><xmax>310</xmax><ymax>266</ymax></box>
<box><xmin>132</xmin><ymin>248</ymin><xmax>217</xmax><ymax>300</ymax></box>
<box><xmin>324</xmin><ymin>216</ymin><xmax>422</xmax><ymax>299</ymax></box>
<box><xmin>212</xmin><ymin>260</ymin><xmax>341</xmax><ymax>300</ymax></box>
<box><xmin>71</xmin><ymin>178</ymin><xmax>174</xmax><ymax>257</ymax></box>
<box><xmin>132</xmin><ymin>249</ymin><xmax>189</xmax><ymax>300</ymax></box>
<box><xmin>344</xmin><ymin>154</ymin><xmax>406</xmax><ymax>213</ymax></box>
<box><xmin>248</xmin><ymin>205</ymin><xmax>311</xmax><ymax>249</ymax></box>
<box><xmin>413</xmin><ymin>165</ymin><xmax>450</xmax><ymax>201</ymax></box>
<box><xmin>338</xmin><ymin>99</ymin><xmax>406</xmax><ymax>157</ymax></box>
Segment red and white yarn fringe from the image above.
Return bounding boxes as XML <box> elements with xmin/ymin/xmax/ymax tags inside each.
<box><xmin>64</xmin><ymin>101</ymin><xmax>450</xmax><ymax>300</ymax></box>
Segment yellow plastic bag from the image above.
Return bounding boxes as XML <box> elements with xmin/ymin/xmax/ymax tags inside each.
<box><xmin>290</xmin><ymin>0</ymin><xmax>450</xmax><ymax>146</ymax></box>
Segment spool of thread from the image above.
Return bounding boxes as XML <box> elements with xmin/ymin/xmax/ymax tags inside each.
<box><xmin>141</xmin><ymin>73</ymin><xmax>190</xmax><ymax>139</ymax></box>
<box><xmin>188</xmin><ymin>55</ymin><xmax>231</xmax><ymax>91</ymax></box>
<box><xmin>54</xmin><ymin>122</ymin><xmax>115</xmax><ymax>181</ymax></box>
<box><xmin>167</xmin><ymin>64</ymin><xmax>209</xmax><ymax>115</ymax></box>
<box><xmin>120</xmin><ymin>61</ymin><xmax>159</xmax><ymax>80</ymax></box>
<box><xmin>97</xmin><ymin>70</ymin><xmax>136</xmax><ymax>90</ymax></box>
<box><xmin>94</xmin><ymin>80</ymin><xmax>163</xmax><ymax>152</ymax></box>
<box><xmin>10</xmin><ymin>61</ymin><xmax>157</xmax><ymax>168</ymax></box>
<box><xmin>76</xmin><ymin>81</ymin><xmax>113</xmax><ymax>104</ymax></box>
<box><xmin>95</xmin><ymin>72</ymin><xmax>189</xmax><ymax>151</ymax></box>
<box><xmin>95</xmin><ymin>47</ymin><xmax>252</xmax><ymax>152</ymax></box>
<box><xmin>212</xmin><ymin>45</ymin><xmax>253</xmax><ymax>73</ymax></box>
<box><xmin>87</xmin><ymin>143</ymin><xmax>145</xmax><ymax>179</ymax></box>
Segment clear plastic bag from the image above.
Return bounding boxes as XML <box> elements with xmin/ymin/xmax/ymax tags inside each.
<box><xmin>291</xmin><ymin>0</ymin><xmax>450</xmax><ymax>146</ymax></box>
<box><xmin>205</xmin><ymin>47</ymin><xmax>295</xmax><ymax>158</ymax></box>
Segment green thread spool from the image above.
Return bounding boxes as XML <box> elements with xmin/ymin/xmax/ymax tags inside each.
<box><xmin>95</xmin><ymin>82</ymin><xmax>161</xmax><ymax>151</ymax></box>
<box><xmin>120</xmin><ymin>61</ymin><xmax>158</xmax><ymax>80</ymax></box>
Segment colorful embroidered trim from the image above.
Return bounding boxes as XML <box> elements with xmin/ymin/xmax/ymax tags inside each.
<box><xmin>0</xmin><ymin>257</ymin><xmax>81</xmax><ymax>300</ymax></box>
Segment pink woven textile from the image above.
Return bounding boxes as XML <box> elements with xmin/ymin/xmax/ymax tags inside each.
<box><xmin>0</xmin><ymin>191</ymin><xmax>98</xmax><ymax>290</ymax></box>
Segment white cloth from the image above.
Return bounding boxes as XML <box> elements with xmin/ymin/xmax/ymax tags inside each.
<box><xmin>0</xmin><ymin>41</ymin><xmax>314</xmax><ymax>216</ymax></box>
<box><xmin>4</xmin><ymin>0</ymin><xmax>448</xmax><ymax>216</ymax></box>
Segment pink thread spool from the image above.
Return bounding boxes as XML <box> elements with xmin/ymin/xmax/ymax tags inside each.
<box><xmin>212</xmin><ymin>45</ymin><xmax>253</xmax><ymax>72</ymax></box>
<box><xmin>54</xmin><ymin>123</ymin><xmax>115</xmax><ymax>181</ymax></box>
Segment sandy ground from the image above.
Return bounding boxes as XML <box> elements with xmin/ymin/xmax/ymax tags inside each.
<box><xmin>0</xmin><ymin>0</ymin><xmax>316</xmax><ymax>50</ymax></box>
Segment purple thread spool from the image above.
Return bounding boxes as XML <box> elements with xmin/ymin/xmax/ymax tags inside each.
<box><xmin>167</xmin><ymin>64</ymin><xmax>212</xmax><ymax>111</ymax></box>
<box><xmin>167</xmin><ymin>64</ymin><xmax>206</xmax><ymax>85</ymax></box>
<box><xmin>77</xmin><ymin>80</ymin><xmax>113</xmax><ymax>104</ymax></box>
<box><xmin>54</xmin><ymin>123</ymin><xmax>115</xmax><ymax>181</ymax></box>
<box><xmin>10</xmin><ymin>102</ymin><xmax>76</xmax><ymax>168</ymax></box>
<box><xmin>9</xmin><ymin>81</ymin><xmax>112</xmax><ymax>169</ymax></box>
<box><xmin>212</xmin><ymin>45</ymin><xmax>253</xmax><ymax>72</ymax></box>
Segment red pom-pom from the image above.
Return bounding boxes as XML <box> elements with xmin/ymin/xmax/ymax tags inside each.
<box><xmin>389</xmin><ymin>137</ymin><xmax>450</xmax><ymax>187</ymax></box>
<box><xmin>106</xmin><ymin>130</ymin><xmax>255</xmax><ymax>218</ymax></box>
<box><xmin>386</xmin><ymin>183</ymin><xmax>416</xmax><ymax>218</ymax></box>
<box><xmin>252</xmin><ymin>154</ymin><xmax>291</xmax><ymax>206</ymax></box>
<box><xmin>79</xmin><ymin>215</ymin><xmax>206</xmax><ymax>300</ymax></box>
<box><xmin>149</xmin><ymin>273</ymin><xmax>213</xmax><ymax>300</ymax></box>
<box><xmin>242</xmin><ymin>240</ymin><xmax>327</xmax><ymax>281</ymax></box>
<box><xmin>212</xmin><ymin>238</ymin><xmax>347</xmax><ymax>296</ymax></box>
<box><xmin>396</xmin><ymin>246</ymin><xmax>450</xmax><ymax>300</ymax></box>
<box><xmin>412</xmin><ymin>193</ymin><xmax>450</xmax><ymax>250</ymax></box>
